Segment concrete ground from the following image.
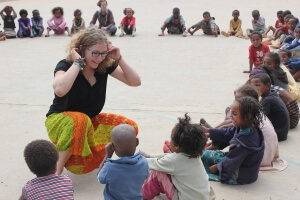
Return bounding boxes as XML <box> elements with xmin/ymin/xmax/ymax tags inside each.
<box><xmin>0</xmin><ymin>0</ymin><xmax>300</xmax><ymax>199</ymax></box>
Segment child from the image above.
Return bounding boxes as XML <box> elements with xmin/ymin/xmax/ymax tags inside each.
<box><xmin>0</xmin><ymin>5</ymin><xmax>17</xmax><ymax>38</ymax></box>
<box><xmin>244</xmin><ymin>31</ymin><xmax>270</xmax><ymax>73</ymax></box>
<box><xmin>262</xmin><ymin>10</ymin><xmax>284</xmax><ymax>38</ymax></box>
<box><xmin>280</xmin><ymin>49</ymin><xmax>300</xmax><ymax>81</ymax></box>
<box><xmin>119</xmin><ymin>8</ymin><xmax>136</xmax><ymax>37</ymax></box>
<box><xmin>201</xmin><ymin>97</ymin><xmax>265</xmax><ymax>184</ymax></box>
<box><xmin>221</xmin><ymin>10</ymin><xmax>243</xmax><ymax>38</ymax></box>
<box><xmin>17</xmin><ymin>9</ymin><xmax>33</xmax><ymax>38</ymax></box>
<box><xmin>31</xmin><ymin>9</ymin><xmax>44</xmax><ymax>37</ymax></box>
<box><xmin>0</xmin><ymin>23</ymin><xmax>5</xmax><ymax>40</ymax></box>
<box><xmin>263</xmin><ymin>52</ymin><xmax>289</xmax><ymax>91</ymax></box>
<box><xmin>45</xmin><ymin>7</ymin><xmax>70</xmax><ymax>37</ymax></box>
<box><xmin>71</xmin><ymin>9</ymin><xmax>85</xmax><ymax>35</ymax></box>
<box><xmin>251</xmin><ymin>74</ymin><xmax>290</xmax><ymax>141</ymax></box>
<box><xmin>246</xmin><ymin>10</ymin><xmax>266</xmax><ymax>38</ymax></box>
<box><xmin>158</xmin><ymin>7</ymin><xmax>188</xmax><ymax>37</ymax></box>
<box><xmin>19</xmin><ymin>140</ymin><xmax>74</xmax><ymax>200</ymax></box>
<box><xmin>280</xmin><ymin>25</ymin><xmax>300</xmax><ymax>50</ymax></box>
<box><xmin>142</xmin><ymin>114</ymin><xmax>212</xmax><ymax>200</ymax></box>
<box><xmin>188</xmin><ymin>11</ymin><xmax>219</xmax><ymax>37</ymax></box>
<box><xmin>98</xmin><ymin>124</ymin><xmax>149</xmax><ymax>200</ymax></box>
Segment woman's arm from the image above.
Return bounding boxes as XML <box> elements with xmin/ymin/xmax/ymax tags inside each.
<box><xmin>89</xmin><ymin>11</ymin><xmax>98</xmax><ymax>27</ymax></box>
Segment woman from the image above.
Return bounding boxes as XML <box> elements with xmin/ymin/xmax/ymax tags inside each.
<box><xmin>45</xmin><ymin>28</ymin><xmax>141</xmax><ymax>175</ymax></box>
<box><xmin>90</xmin><ymin>0</ymin><xmax>117</xmax><ymax>36</ymax></box>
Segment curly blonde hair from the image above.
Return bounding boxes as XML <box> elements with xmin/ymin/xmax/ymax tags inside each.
<box><xmin>66</xmin><ymin>28</ymin><xmax>114</xmax><ymax>73</ymax></box>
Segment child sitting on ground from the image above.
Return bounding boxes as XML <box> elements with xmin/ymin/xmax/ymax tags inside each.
<box><xmin>201</xmin><ymin>97</ymin><xmax>265</xmax><ymax>184</ymax></box>
<box><xmin>0</xmin><ymin>23</ymin><xmax>6</xmax><ymax>40</ymax></box>
<box><xmin>251</xmin><ymin>74</ymin><xmax>290</xmax><ymax>141</ymax></box>
<box><xmin>280</xmin><ymin>24</ymin><xmax>300</xmax><ymax>50</ymax></box>
<box><xmin>19</xmin><ymin>140</ymin><xmax>74</xmax><ymax>200</ymax></box>
<box><xmin>188</xmin><ymin>11</ymin><xmax>219</xmax><ymax>37</ymax></box>
<box><xmin>17</xmin><ymin>9</ymin><xmax>33</xmax><ymax>38</ymax></box>
<box><xmin>244</xmin><ymin>31</ymin><xmax>270</xmax><ymax>73</ymax></box>
<box><xmin>98</xmin><ymin>124</ymin><xmax>149</xmax><ymax>200</ymax></box>
<box><xmin>71</xmin><ymin>9</ymin><xmax>85</xmax><ymax>35</ymax></box>
<box><xmin>0</xmin><ymin>5</ymin><xmax>17</xmax><ymax>38</ymax></box>
<box><xmin>142</xmin><ymin>114</ymin><xmax>213</xmax><ymax>200</ymax></box>
<box><xmin>246</xmin><ymin>10</ymin><xmax>266</xmax><ymax>38</ymax></box>
<box><xmin>221</xmin><ymin>10</ymin><xmax>243</xmax><ymax>38</ymax></box>
<box><xmin>158</xmin><ymin>7</ymin><xmax>188</xmax><ymax>37</ymax></box>
<box><xmin>45</xmin><ymin>6</ymin><xmax>70</xmax><ymax>37</ymax></box>
<box><xmin>119</xmin><ymin>8</ymin><xmax>136</xmax><ymax>37</ymax></box>
<box><xmin>262</xmin><ymin>10</ymin><xmax>284</xmax><ymax>38</ymax></box>
<box><xmin>280</xmin><ymin>49</ymin><xmax>300</xmax><ymax>81</ymax></box>
<box><xmin>31</xmin><ymin>9</ymin><xmax>44</xmax><ymax>37</ymax></box>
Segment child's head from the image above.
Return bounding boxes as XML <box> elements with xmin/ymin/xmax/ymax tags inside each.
<box><xmin>97</xmin><ymin>0</ymin><xmax>107</xmax><ymax>10</ymax></box>
<box><xmin>24</xmin><ymin>140</ymin><xmax>58</xmax><ymax>177</ymax></box>
<box><xmin>19</xmin><ymin>9</ymin><xmax>28</xmax><ymax>20</ymax></box>
<box><xmin>231</xmin><ymin>97</ymin><xmax>263</xmax><ymax>129</ymax></box>
<box><xmin>284</xmin><ymin>14</ymin><xmax>293</xmax><ymax>24</ymax></box>
<box><xmin>171</xmin><ymin>113</ymin><xmax>207</xmax><ymax>158</ymax></box>
<box><xmin>250</xmin><ymin>31</ymin><xmax>262</xmax><ymax>47</ymax></box>
<box><xmin>252</xmin><ymin>10</ymin><xmax>260</xmax><ymax>20</ymax></box>
<box><xmin>203</xmin><ymin>11</ymin><xmax>211</xmax><ymax>22</ymax></box>
<box><xmin>295</xmin><ymin>26</ymin><xmax>300</xmax><ymax>39</ymax></box>
<box><xmin>264</xmin><ymin>52</ymin><xmax>281</xmax><ymax>69</ymax></box>
<box><xmin>234</xmin><ymin>85</ymin><xmax>259</xmax><ymax>101</ymax></box>
<box><xmin>282</xmin><ymin>10</ymin><xmax>292</xmax><ymax>18</ymax></box>
<box><xmin>172</xmin><ymin>7</ymin><xmax>180</xmax><ymax>19</ymax></box>
<box><xmin>123</xmin><ymin>8</ymin><xmax>134</xmax><ymax>17</ymax></box>
<box><xmin>277</xmin><ymin>10</ymin><xmax>283</xmax><ymax>21</ymax></box>
<box><xmin>4</xmin><ymin>6</ymin><xmax>13</xmax><ymax>15</ymax></box>
<box><xmin>279</xmin><ymin>49</ymin><xmax>292</xmax><ymax>63</ymax></box>
<box><xmin>250</xmin><ymin>73</ymin><xmax>271</xmax><ymax>97</ymax></box>
<box><xmin>288</xmin><ymin>17</ymin><xmax>299</xmax><ymax>32</ymax></box>
<box><xmin>74</xmin><ymin>9</ymin><xmax>82</xmax><ymax>19</ymax></box>
<box><xmin>232</xmin><ymin>10</ymin><xmax>240</xmax><ymax>20</ymax></box>
<box><xmin>32</xmin><ymin>9</ymin><xmax>40</xmax><ymax>19</ymax></box>
<box><xmin>111</xmin><ymin>124</ymin><xmax>138</xmax><ymax>157</ymax></box>
<box><xmin>249</xmin><ymin>65</ymin><xmax>276</xmax><ymax>85</ymax></box>
<box><xmin>52</xmin><ymin>6</ymin><xmax>63</xmax><ymax>18</ymax></box>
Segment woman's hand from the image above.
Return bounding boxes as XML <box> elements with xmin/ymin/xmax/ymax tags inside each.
<box><xmin>71</xmin><ymin>48</ymin><xmax>82</xmax><ymax>61</ymax></box>
<box><xmin>107</xmin><ymin>43</ymin><xmax>121</xmax><ymax>61</ymax></box>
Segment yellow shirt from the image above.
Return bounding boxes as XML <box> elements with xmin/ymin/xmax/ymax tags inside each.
<box><xmin>230</xmin><ymin>18</ymin><xmax>242</xmax><ymax>32</ymax></box>
<box><xmin>281</xmin><ymin>64</ymin><xmax>300</xmax><ymax>101</ymax></box>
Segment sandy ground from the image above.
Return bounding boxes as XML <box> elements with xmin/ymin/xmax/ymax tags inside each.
<box><xmin>0</xmin><ymin>0</ymin><xmax>300</xmax><ymax>199</ymax></box>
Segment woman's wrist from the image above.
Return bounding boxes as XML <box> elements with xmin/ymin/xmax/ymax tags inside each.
<box><xmin>115</xmin><ymin>55</ymin><xmax>122</xmax><ymax>65</ymax></box>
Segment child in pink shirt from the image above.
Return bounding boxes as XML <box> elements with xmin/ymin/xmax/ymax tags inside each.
<box><xmin>45</xmin><ymin>7</ymin><xmax>70</xmax><ymax>37</ymax></box>
<box><xmin>118</xmin><ymin>8</ymin><xmax>136</xmax><ymax>37</ymax></box>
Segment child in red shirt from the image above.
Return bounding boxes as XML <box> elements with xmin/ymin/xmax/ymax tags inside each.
<box><xmin>118</xmin><ymin>8</ymin><xmax>136</xmax><ymax>37</ymax></box>
<box><xmin>244</xmin><ymin>31</ymin><xmax>270</xmax><ymax>73</ymax></box>
<box><xmin>262</xmin><ymin>10</ymin><xmax>284</xmax><ymax>38</ymax></box>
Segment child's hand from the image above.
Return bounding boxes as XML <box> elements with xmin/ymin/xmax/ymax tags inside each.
<box><xmin>253</xmin><ymin>20</ymin><xmax>257</xmax><ymax>24</ymax></box>
<box><xmin>209</xmin><ymin>164</ymin><xmax>219</xmax><ymax>174</ymax></box>
<box><xmin>141</xmin><ymin>151</ymin><xmax>150</xmax><ymax>158</ymax></box>
<box><xmin>105</xmin><ymin>143</ymin><xmax>114</xmax><ymax>158</ymax></box>
<box><xmin>128</xmin><ymin>25</ymin><xmax>131</xmax><ymax>29</ymax></box>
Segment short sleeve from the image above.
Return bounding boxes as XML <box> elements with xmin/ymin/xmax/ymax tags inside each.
<box><xmin>106</xmin><ymin>62</ymin><xmax>118</xmax><ymax>74</ymax></box>
<box><xmin>98</xmin><ymin>162</ymin><xmax>109</xmax><ymax>184</ymax></box>
<box><xmin>54</xmin><ymin>59</ymin><xmax>72</xmax><ymax>75</ymax></box>
<box><xmin>264</xmin><ymin>44</ymin><xmax>270</xmax><ymax>53</ymax></box>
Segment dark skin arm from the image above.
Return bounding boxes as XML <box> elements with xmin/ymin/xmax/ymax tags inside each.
<box><xmin>97</xmin><ymin>143</ymin><xmax>114</xmax><ymax>174</ymax></box>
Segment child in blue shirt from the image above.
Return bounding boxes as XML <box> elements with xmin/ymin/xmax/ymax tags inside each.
<box><xmin>98</xmin><ymin>124</ymin><xmax>149</xmax><ymax>200</ymax></box>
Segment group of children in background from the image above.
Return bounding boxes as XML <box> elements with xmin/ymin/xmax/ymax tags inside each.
<box><xmin>4</xmin><ymin>2</ymin><xmax>298</xmax><ymax>200</ymax></box>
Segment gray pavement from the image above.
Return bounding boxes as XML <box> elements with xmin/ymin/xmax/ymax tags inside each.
<box><xmin>0</xmin><ymin>0</ymin><xmax>300</xmax><ymax>199</ymax></box>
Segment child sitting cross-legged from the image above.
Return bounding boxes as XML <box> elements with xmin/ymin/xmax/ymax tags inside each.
<box><xmin>142</xmin><ymin>114</ymin><xmax>214</xmax><ymax>200</ymax></box>
<box><xmin>19</xmin><ymin>140</ymin><xmax>74</xmax><ymax>200</ymax></box>
<box><xmin>221</xmin><ymin>10</ymin><xmax>243</xmax><ymax>38</ymax></box>
<box><xmin>201</xmin><ymin>97</ymin><xmax>265</xmax><ymax>185</ymax></box>
<box><xmin>98</xmin><ymin>124</ymin><xmax>149</xmax><ymax>200</ymax></box>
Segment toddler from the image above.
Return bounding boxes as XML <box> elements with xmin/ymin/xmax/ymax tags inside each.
<box><xmin>71</xmin><ymin>9</ymin><xmax>85</xmax><ymax>34</ymax></box>
<box><xmin>98</xmin><ymin>124</ymin><xmax>149</xmax><ymax>200</ymax></box>
<box><xmin>17</xmin><ymin>9</ymin><xmax>33</xmax><ymax>38</ymax></box>
<box><xmin>202</xmin><ymin>97</ymin><xmax>265</xmax><ymax>184</ymax></box>
<box><xmin>188</xmin><ymin>11</ymin><xmax>219</xmax><ymax>37</ymax></box>
<box><xmin>244</xmin><ymin>31</ymin><xmax>270</xmax><ymax>73</ymax></box>
<box><xmin>251</xmin><ymin>74</ymin><xmax>290</xmax><ymax>141</ymax></box>
<box><xmin>31</xmin><ymin>9</ymin><xmax>44</xmax><ymax>37</ymax></box>
<box><xmin>142</xmin><ymin>114</ymin><xmax>213</xmax><ymax>200</ymax></box>
<box><xmin>280</xmin><ymin>49</ymin><xmax>300</xmax><ymax>81</ymax></box>
<box><xmin>221</xmin><ymin>10</ymin><xmax>243</xmax><ymax>38</ymax></box>
<box><xmin>45</xmin><ymin>6</ymin><xmax>70</xmax><ymax>37</ymax></box>
<box><xmin>158</xmin><ymin>7</ymin><xmax>188</xmax><ymax>37</ymax></box>
<box><xmin>262</xmin><ymin>10</ymin><xmax>284</xmax><ymax>38</ymax></box>
<box><xmin>19</xmin><ymin>140</ymin><xmax>74</xmax><ymax>200</ymax></box>
<box><xmin>246</xmin><ymin>10</ymin><xmax>266</xmax><ymax>38</ymax></box>
<box><xmin>0</xmin><ymin>5</ymin><xmax>17</xmax><ymax>38</ymax></box>
<box><xmin>119</xmin><ymin>8</ymin><xmax>136</xmax><ymax>37</ymax></box>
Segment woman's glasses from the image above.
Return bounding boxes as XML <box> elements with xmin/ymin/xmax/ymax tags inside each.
<box><xmin>87</xmin><ymin>48</ymin><xmax>108</xmax><ymax>58</ymax></box>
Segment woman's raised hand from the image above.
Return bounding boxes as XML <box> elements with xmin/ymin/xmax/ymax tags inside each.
<box><xmin>107</xmin><ymin>43</ymin><xmax>121</xmax><ymax>61</ymax></box>
<box><xmin>71</xmin><ymin>48</ymin><xmax>82</xmax><ymax>61</ymax></box>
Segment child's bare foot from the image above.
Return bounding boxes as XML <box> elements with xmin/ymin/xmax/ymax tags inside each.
<box><xmin>262</xmin><ymin>33</ymin><xmax>267</xmax><ymax>38</ymax></box>
<box><xmin>45</xmin><ymin>34</ymin><xmax>49</xmax><ymax>37</ymax></box>
<box><xmin>119</xmin><ymin>33</ymin><xmax>125</xmax><ymax>37</ymax></box>
<box><xmin>200</xmin><ymin>118</ymin><xmax>212</xmax><ymax>128</ymax></box>
<box><xmin>158</xmin><ymin>32</ymin><xmax>165</xmax><ymax>36</ymax></box>
<box><xmin>132</xmin><ymin>34</ymin><xmax>135</xmax><ymax>37</ymax></box>
<box><xmin>244</xmin><ymin>35</ymin><xmax>249</xmax><ymax>39</ymax></box>
<box><xmin>262</xmin><ymin>40</ymin><xmax>272</xmax><ymax>45</ymax></box>
<box><xmin>221</xmin><ymin>31</ymin><xmax>230</xmax><ymax>37</ymax></box>
<box><xmin>188</xmin><ymin>30</ymin><xmax>194</xmax><ymax>35</ymax></box>
<box><xmin>243</xmin><ymin>70</ymin><xmax>250</xmax><ymax>73</ymax></box>
<box><xmin>271</xmin><ymin>44</ymin><xmax>281</xmax><ymax>49</ymax></box>
<box><xmin>182</xmin><ymin>31</ymin><xmax>188</xmax><ymax>37</ymax></box>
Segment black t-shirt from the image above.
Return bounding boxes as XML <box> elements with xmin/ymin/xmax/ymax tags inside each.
<box><xmin>46</xmin><ymin>59</ymin><xmax>118</xmax><ymax>119</ymax></box>
<box><xmin>260</xmin><ymin>91</ymin><xmax>289</xmax><ymax>141</ymax></box>
<box><xmin>4</xmin><ymin>15</ymin><xmax>16</xmax><ymax>29</ymax></box>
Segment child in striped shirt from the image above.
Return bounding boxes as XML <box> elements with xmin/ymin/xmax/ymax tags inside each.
<box><xmin>19</xmin><ymin>140</ymin><xmax>74</xmax><ymax>200</ymax></box>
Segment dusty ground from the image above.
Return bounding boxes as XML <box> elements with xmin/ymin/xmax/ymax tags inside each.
<box><xmin>0</xmin><ymin>0</ymin><xmax>299</xmax><ymax>199</ymax></box>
